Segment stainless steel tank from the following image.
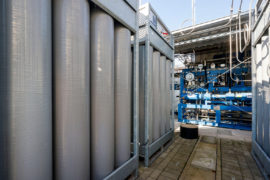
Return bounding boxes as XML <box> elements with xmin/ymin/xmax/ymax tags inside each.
<box><xmin>152</xmin><ymin>51</ymin><xmax>161</xmax><ymax>141</ymax></box>
<box><xmin>53</xmin><ymin>0</ymin><xmax>90</xmax><ymax>179</ymax></box>
<box><xmin>91</xmin><ymin>8</ymin><xmax>115</xmax><ymax>180</ymax></box>
<box><xmin>115</xmin><ymin>24</ymin><xmax>132</xmax><ymax>167</ymax></box>
<box><xmin>0</xmin><ymin>0</ymin><xmax>52</xmax><ymax>179</ymax></box>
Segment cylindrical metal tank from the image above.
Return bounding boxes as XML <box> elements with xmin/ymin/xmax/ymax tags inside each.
<box><xmin>152</xmin><ymin>51</ymin><xmax>161</xmax><ymax>141</ymax></box>
<box><xmin>261</xmin><ymin>36</ymin><xmax>270</xmax><ymax>153</ymax></box>
<box><xmin>115</xmin><ymin>24</ymin><xmax>132</xmax><ymax>167</ymax></box>
<box><xmin>165</xmin><ymin>60</ymin><xmax>171</xmax><ymax>132</ymax></box>
<box><xmin>256</xmin><ymin>43</ymin><xmax>263</xmax><ymax>146</ymax></box>
<box><xmin>91</xmin><ymin>8</ymin><xmax>115</xmax><ymax>180</ymax></box>
<box><xmin>139</xmin><ymin>45</ymin><xmax>146</xmax><ymax>144</ymax></box>
<box><xmin>160</xmin><ymin>56</ymin><xmax>166</xmax><ymax>136</ymax></box>
<box><xmin>139</xmin><ymin>45</ymin><xmax>154</xmax><ymax>145</ymax></box>
<box><xmin>0</xmin><ymin>0</ymin><xmax>52</xmax><ymax>179</ymax></box>
<box><xmin>148</xmin><ymin>46</ymin><xmax>154</xmax><ymax>144</ymax></box>
<box><xmin>53</xmin><ymin>0</ymin><xmax>90</xmax><ymax>179</ymax></box>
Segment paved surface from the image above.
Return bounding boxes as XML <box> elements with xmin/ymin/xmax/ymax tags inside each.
<box><xmin>137</xmin><ymin>126</ymin><xmax>262</xmax><ymax>180</ymax></box>
<box><xmin>138</xmin><ymin>134</ymin><xmax>197</xmax><ymax>180</ymax></box>
<box><xmin>220</xmin><ymin>138</ymin><xmax>263</xmax><ymax>180</ymax></box>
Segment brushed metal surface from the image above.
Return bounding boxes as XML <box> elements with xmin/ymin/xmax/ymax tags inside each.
<box><xmin>166</xmin><ymin>60</ymin><xmax>171</xmax><ymax>132</ymax></box>
<box><xmin>160</xmin><ymin>56</ymin><xmax>166</xmax><ymax>136</ymax></box>
<box><xmin>139</xmin><ymin>45</ymin><xmax>146</xmax><ymax>144</ymax></box>
<box><xmin>0</xmin><ymin>0</ymin><xmax>52</xmax><ymax>179</ymax></box>
<box><xmin>91</xmin><ymin>8</ymin><xmax>115</xmax><ymax>180</ymax></box>
<box><xmin>152</xmin><ymin>51</ymin><xmax>161</xmax><ymax>141</ymax></box>
<box><xmin>115</xmin><ymin>24</ymin><xmax>132</xmax><ymax>167</ymax></box>
<box><xmin>53</xmin><ymin>0</ymin><xmax>90</xmax><ymax>179</ymax></box>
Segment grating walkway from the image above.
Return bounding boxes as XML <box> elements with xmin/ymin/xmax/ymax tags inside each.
<box><xmin>138</xmin><ymin>131</ymin><xmax>263</xmax><ymax>180</ymax></box>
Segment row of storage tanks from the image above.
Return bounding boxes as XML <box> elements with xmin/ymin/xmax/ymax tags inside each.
<box><xmin>0</xmin><ymin>0</ymin><xmax>135</xmax><ymax>180</ymax></box>
<box><xmin>139</xmin><ymin>46</ymin><xmax>172</xmax><ymax>144</ymax></box>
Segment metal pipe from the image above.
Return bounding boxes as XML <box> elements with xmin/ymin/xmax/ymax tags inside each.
<box><xmin>115</xmin><ymin>24</ymin><xmax>132</xmax><ymax>168</ymax></box>
<box><xmin>0</xmin><ymin>0</ymin><xmax>52</xmax><ymax>179</ymax></box>
<box><xmin>192</xmin><ymin>0</ymin><xmax>196</xmax><ymax>26</ymax></box>
<box><xmin>229</xmin><ymin>17</ymin><xmax>251</xmax><ymax>82</ymax></box>
<box><xmin>53</xmin><ymin>0</ymin><xmax>90</xmax><ymax>179</ymax></box>
<box><xmin>90</xmin><ymin>8</ymin><xmax>114</xmax><ymax>180</ymax></box>
<box><xmin>236</xmin><ymin>0</ymin><xmax>254</xmax><ymax>53</ymax></box>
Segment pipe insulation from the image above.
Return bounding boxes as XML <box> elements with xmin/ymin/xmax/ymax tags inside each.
<box><xmin>152</xmin><ymin>51</ymin><xmax>161</xmax><ymax>141</ymax></box>
<box><xmin>160</xmin><ymin>56</ymin><xmax>166</xmax><ymax>136</ymax></box>
<box><xmin>115</xmin><ymin>24</ymin><xmax>132</xmax><ymax>167</ymax></box>
<box><xmin>0</xmin><ymin>0</ymin><xmax>52</xmax><ymax>179</ymax></box>
<box><xmin>53</xmin><ymin>0</ymin><xmax>90</xmax><ymax>179</ymax></box>
<box><xmin>91</xmin><ymin>8</ymin><xmax>115</xmax><ymax>180</ymax></box>
<box><xmin>165</xmin><ymin>60</ymin><xmax>171</xmax><ymax>132</ymax></box>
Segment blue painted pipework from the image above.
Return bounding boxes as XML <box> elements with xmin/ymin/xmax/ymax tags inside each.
<box><xmin>178</xmin><ymin>66</ymin><xmax>252</xmax><ymax>130</ymax></box>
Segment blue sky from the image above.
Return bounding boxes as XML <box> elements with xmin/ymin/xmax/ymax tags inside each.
<box><xmin>141</xmin><ymin>0</ymin><xmax>255</xmax><ymax>31</ymax></box>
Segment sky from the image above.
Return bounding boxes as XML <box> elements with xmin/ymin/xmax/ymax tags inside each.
<box><xmin>141</xmin><ymin>0</ymin><xmax>255</xmax><ymax>31</ymax></box>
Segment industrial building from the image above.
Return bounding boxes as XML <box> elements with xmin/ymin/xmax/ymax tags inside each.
<box><xmin>0</xmin><ymin>0</ymin><xmax>269</xmax><ymax>180</ymax></box>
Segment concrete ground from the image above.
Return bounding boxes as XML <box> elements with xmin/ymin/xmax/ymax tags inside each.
<box><xmin>137</xmin><ymin>122</ymin><xmax>262</xmax><ymax>180</ymax></box>
<box><xmin>174</xmin><ymin>120</ymin><xmax>252</xmax><ymax>142</ymax></box>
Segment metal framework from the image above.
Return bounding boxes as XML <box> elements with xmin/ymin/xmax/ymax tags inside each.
<box><xmin>138</xmin><ymin>3</ymin><xmax>174</xmax><ymax>167</ymax></box>
<box><xmin>251</xmin><ymin>0</ymin><xmax>270</xmax><ymax>178</ymax></box>
<box><xmin>91</xmin><ymin>0</ymin><xmax>139</xmax><ymax>179</ymax></box>
<box><xmin>178</xmin><ymin>67</ymin><xmax>252</xmax><ymax>131</ymax></box>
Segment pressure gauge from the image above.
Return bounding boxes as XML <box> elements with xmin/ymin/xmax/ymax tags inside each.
<box><xmin>198</xmin><ymin>64</ymin><xmax>203</xmax><ymax>71</ymax></box>
<box><xmin>185</xmin><ymin>73</ymin><xmax>195</xmax><ymax>82</ymax></box>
